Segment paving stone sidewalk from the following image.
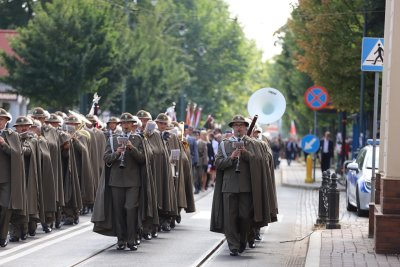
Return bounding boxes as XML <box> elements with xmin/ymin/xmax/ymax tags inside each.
<box><xmin>279</xmin><ymin>161</ymin><xmax>400</xmax><ymax>267</ymax></box>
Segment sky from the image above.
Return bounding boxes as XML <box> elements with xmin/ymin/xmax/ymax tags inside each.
<box><xmin>224</xmin><ymin>0</ymin><xmax>298</xmax><ymax>61</ymax></box>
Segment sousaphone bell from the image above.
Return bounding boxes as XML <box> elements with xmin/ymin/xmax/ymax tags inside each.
<box><xmin>247</xmin><ymin>88</ymin><xmax>286</xmax><ymax>124</ymax></box>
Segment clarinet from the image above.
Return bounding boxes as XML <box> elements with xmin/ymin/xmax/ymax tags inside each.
<box><xmin>235</xmin><ymin>134</ymin><xmax>242</xmax><ymax>173</ymax></box>
<box><xmin>118</xmin><ymin>133</ymin><xmax>129</xmax><ymax>169</ymax></box>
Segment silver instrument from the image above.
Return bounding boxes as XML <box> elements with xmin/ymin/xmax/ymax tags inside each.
<box><xmin>117</xmin><ymin>135</ymin><xmax>129</xmax><ymax>169</ymax></box>
<box><xmin>232</xmin><ymin>138</ymin><xmax>244</xmax><ymax>173</ymax></box>
<box><xmin>170</xmin><ymin>149</ymin><xmax>181</xmax><ymax>178</ymax></box>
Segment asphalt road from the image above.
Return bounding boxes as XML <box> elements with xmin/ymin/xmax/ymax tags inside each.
<box><xmin>0</xmin><ymin>169</ymin><xmax>361</xmax><ymax>267</ymax></box>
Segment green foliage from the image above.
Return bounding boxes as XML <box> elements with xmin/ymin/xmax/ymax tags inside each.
<box><xmin>288</xmin><ymin>0</ymin><xmax>366</xmax><ymax>112</ymax></box>
<box><xmin>121</xmin><ymin>0</ymin><xmax>191</xmax><ymax>116</ymax></box>
<box><xmin>1</xmin><ymin>0</ymin><xmax>130</xmax><ymax>110</ymax></box>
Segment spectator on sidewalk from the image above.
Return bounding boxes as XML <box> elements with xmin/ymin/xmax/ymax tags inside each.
<box><xmin>285</xmin><ymin>137</ymin><xmax>297</xmax><ymax>166</ymax></box>
<box><xmin>319</xmin><ymin>131</ymin><xmax>334</xmax><ymax>173</ymax></box>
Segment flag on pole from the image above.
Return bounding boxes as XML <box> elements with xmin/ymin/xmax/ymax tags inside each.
<box><xmin>185</xmin><ymin>102</ymin><xmax>192</xmax><ymax>125</ymax></box>
<box><xmin>194</xmin><ymin>107</ymin><xmax>202</xmax><ymax>128</ymax></box>
<box><xmin>290</xmin><ymin>120</ymin><xmax>297</xmax><ymax>136</ymax></box>
<box><xmin>190</xmin><ymin>103</ymin><xmax>197</xmax><ymax>127</ymax></box>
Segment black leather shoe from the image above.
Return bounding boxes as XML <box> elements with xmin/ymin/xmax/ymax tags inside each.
<box><xmin>55</xmin><ymin>221</ymin><xmax>61</xmax><ymax>229</ymax></box>
<box><xmin>117</xmin><ymin>243</ymin><xmax>126</xmax><ymax>250</ymax></box>
<box><xmin>73</xmin><ymin>218</ymin><xmax>79</xmax><ymax>225</ymax></box>
<box><xmin>248</xmin><ymin>241</ymin><xmax>256</xmax><ymax>249</ymax></box>
<box><xmin>255</xmin><ymin>233</ymin><xmax>262</xmax><ymax>241</ymax></box>
<box><xmin>230</xmin><ymin>249</ymin><xmax>239</xmax><ymax>256</ymax></box>
<box><xmin>29</xmin><ymin>230</ymin><xmax>36</xmax><ymax>236</ymax></box>
<box><xmin>161</xmin><ymin>223</ymin><xmax>171</xmax><ymax>232</ymax></box>
<box><xmin>63</xmin><ymin>220</ymin><xmax>73</xmax><ymax>226</ymax></box>
<box><xmin>20</xmin><ymin>233</ymin><xmax>28</xmax><ymax>240</ymax></box>
<box><xmin>135</xmin><ymin>239</ymin><xmax>141</xmax><ymax>246</ymax></box>
<box><xmin>239</xmin><ymin>242</ymin><xmax>246</xmax><ymax>253</ymax></box>
<box><xmin>143</xmin><ymin>233</ymin><xmax>152</xmax><ymax>240</ymax></box>
<box><xmin>43</xmin><ymin>225</ymin><xmax>52</xmax><ymax>233</ymax></box>
<box><xmin>176</xmin><ymin>215</ymin><xmax>181</xmax><ymax>224</ymax></box>
<box><xmin>9</xmin><ymin>236</ymin><xmax>19</xmax><ymax>242</ymax></box>
<box><xmin>170</xmin><ymin>219</ymin><xmax>175</xmax><ymax>229</ymax></box>
<box><xmin>151</xmin><ymin>231</ymin><xmax>158</xmax><ymax>238</ymax></box>
<box><xmin>128</xmin><ymin>243</ymin><xmax>138</xmax><ymax>251</ymax></box>
<box><xmin>0</xmin><ymin>238</ymin><xmax>8</xmax><ymax>247</ymax></box>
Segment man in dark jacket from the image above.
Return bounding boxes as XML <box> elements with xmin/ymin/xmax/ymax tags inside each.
<box><xmin>319</xmin><ymin>131</ymin><xmax>334</xmax><ymax>173</ymax></box>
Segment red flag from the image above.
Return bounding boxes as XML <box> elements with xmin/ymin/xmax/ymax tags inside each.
<box><xmin>185</xmin><ymin>102</ymin><xmax>192</xmax><ymax>125</ymax></box>
<box><xmin>290</xmin><ymin>120</ymin><xmax>297</xmax><ymax>136</ymax></box>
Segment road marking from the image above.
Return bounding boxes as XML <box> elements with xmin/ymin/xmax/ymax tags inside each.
<box><xmin>0</xmin><ymin>222</ymin><xmax>92</xmax><ymax>265</ymax></box>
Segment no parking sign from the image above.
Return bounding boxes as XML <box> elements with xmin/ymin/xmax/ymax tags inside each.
<box><xmin>304</xmin><ymin>86</ymin><xmax>329</xmax><ymax>111</ymax></box>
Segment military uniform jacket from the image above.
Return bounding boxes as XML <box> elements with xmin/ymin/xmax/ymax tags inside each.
<box><xmin>104</xmin><ymin>133</ymin><xmax>145</xmax><ymax>188</ymax></box>
<box><xmin>214</xmin><ymin>136</ymin><xmax>252</xmax><ymax>193</ymax></box>
<box><xmin>211</xmin><ymin>135</ymin><xmax>278</xmax><ymax>233</ymax></box>
<box><xmin>0</xmin><ymin>129</ymin><xmax>26</xmax><ymax>212</ymax></box>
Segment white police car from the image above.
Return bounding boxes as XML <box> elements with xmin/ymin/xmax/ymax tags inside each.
<box><xmin>345</xmin><ymin>139</ymin><xmax>379</xmax><ymax>216</ymax></box>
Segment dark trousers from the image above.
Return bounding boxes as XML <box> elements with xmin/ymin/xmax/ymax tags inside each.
<box><xmin>321</xmin><ymin>153</ymin><xmax>331</xmax><ymax>172</ymax></box>
<box><xmin>223</xmin><ymin>192</ymin><xmax>253</xmax><ymax>251</ymax></box>
<box><xmin>111</xmin><ymin>186</ymin><xmax>139</xmax><ymax>244</ymax></box>
<box><xmin>0</xmin><ymin>206</ymin><xmax>11</xmax><ymax>240</ymax></box>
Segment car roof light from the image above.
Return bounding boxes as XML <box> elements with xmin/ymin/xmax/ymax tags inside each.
<box><xmin>366</xmin><ymin>139</ymin><xmax>380</xmax><ymax>145</ymax></box>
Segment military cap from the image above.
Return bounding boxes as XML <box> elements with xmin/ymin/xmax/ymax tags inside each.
<box><xmin>228</xmin><ymin>115</ymin><xmax>249</xmax><ymax>127</ymax></box>
<box><xmin>13</xmin><ymin>116</ymin><xmax>33</xmax><ymax>126</ymax></box>
<box><xmin>136</xmin><ymin>110</ymin><xmax>152</xmax><ymax>120</ymax></box>
<box><xmin>31</xmin><ymin>119</ymin><xmax>42</xmax><ymax>128</ymax></box>
<box><xmin>31</xmin><ymin>107</ymin><xmax>47</xmax><ymax>118</ymax></box>
<box><xmin>155</xmin><ymin>113</ymin><xmax>170</xmax><ymax>123</ymax></box>
<box><xmin>0</xmin><ymin>108</ymin><xmax>11</xmax><ymax>121</ymax></box>
<box><xmin>107</xmin><ymin>116</ymin><xmax>120</xmax><ymax>124</ymax></box>
<box><xmin>55</xmin><ymin>111</ymin><xmax>68</xmax><ymax>119</ymax></box>
<box><xmin>45</xmin><ymin>113</ymin><xmax>62</xmax><ymax>123</ymax></box>
<box><xmin>254</xmin><ymin>125</ymin><xmax>262</xmax><ymax>133</ymax></box>
<box><xmin>120</xmin><ymin>112</ymin><xmax>137</xmax><ymax>123</ymax></box>
<box><xmin>65</xmin><ymin>115</ymin><xmax>81</xmax><ymax>124</ymax></box>
<box><xmin>86</xmin><ymin>114</ymin><xmax>96</xmax><ymax>122</ymax></box>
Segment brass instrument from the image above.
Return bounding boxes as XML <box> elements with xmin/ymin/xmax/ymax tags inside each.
<box><xmin>179</xmin><ymin>121</ymin><xmax>190</xmax><ymax>150</ymax></box>
<box><xmin>170</xmin><ymin>149</ymin><xmax>181</xmax><ymax>179</ymax></box>
<box><xmin>117</xmin><ymin>134</ymin><xmax>129</xmax><ymax>169</ymax></box>
<box><xmin>233</xmin><ymin>135</ymin><xmax>244</xmax><ymax>173</ymax></box>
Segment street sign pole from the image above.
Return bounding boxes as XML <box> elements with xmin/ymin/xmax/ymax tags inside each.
<box><xmin>313</xmin><ymin>110</ymin><xmax>317</xmax><ymax>182</ymax></box>
<box><xmin>371</xmin><ymin>72</ymin><xmax>379</xmax><ymax>203</ymax></box>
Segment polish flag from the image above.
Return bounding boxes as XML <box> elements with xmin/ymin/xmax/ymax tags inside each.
<box><xmin>185</xmin><ymin>102</ymin><xmax>192</xmax><ymax>126</ymax></box>
<box><xmin>290</xmin><ymin>120</ymin><xmax>297</xmax><ymax>136</ymax></box>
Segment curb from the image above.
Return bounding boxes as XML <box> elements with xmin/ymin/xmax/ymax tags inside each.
<box><xmin>304</xmin><ymin>230</ymin><xmax>321</xmax><ymax>267</ymax></box>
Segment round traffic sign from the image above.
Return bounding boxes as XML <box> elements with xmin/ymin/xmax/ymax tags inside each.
<box><xmin>304</xmin><ymin>86</ymin><xmax>329</xmax><ymax>110</ymax></box>
<box><xmin>301</xmin><ymin>134</ymin><xmax>320</xmax><ymax>154</ymax></box>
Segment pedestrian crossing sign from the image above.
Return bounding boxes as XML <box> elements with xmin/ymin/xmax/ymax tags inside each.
<box><xmin>361</xmin><ymin>37</ymin><xmax>384</xmax><ymax>72</ymax></box>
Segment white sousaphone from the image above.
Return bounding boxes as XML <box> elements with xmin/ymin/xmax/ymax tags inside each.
<box><xmin>247</xmin><ymin>87</ymin><xmax>286</xmax><ymax>124</ymax></box>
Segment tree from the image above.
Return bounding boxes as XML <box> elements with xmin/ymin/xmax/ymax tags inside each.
<box><xmin>1</xmin><ymin>0</ymin><xmax>131</xmax><ymax>110</ymax></box>
<box><xmin>120</xmin><ymin>0</ymin><xmax>191</xmax><ymax>116</ymax></box>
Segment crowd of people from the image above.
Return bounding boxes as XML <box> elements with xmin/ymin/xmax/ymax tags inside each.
<box><xmin>0</xmin><ymin>107</ymin><xmax>279</xmax><ymax>256</ymax></box>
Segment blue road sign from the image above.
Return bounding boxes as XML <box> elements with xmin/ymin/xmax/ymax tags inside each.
<box><xmin>361</xmin><ymin>37</ymin><xmax>384</xmax><ymax>72</ymax></box>
<box><xmin>304</xmin><ymin>86</ymin><xmax>329</xmax><ymax>111</ymax></box>
<box><xmin>301</xmin><ymin>134</ymin><xmax>320</xmax><ymax>154</ymax></box>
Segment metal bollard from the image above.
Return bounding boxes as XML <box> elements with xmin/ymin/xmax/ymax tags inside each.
<box><xmin>315</xmin><ymin>170</ymin><xmax>330</xmax><ymax>226</ymax></box>
<box><xmin>326</xmin><ymin>173</ymin><xmax>341</xmax><ymax>229</ymax></box>
<box><xmin>304</xmin><ymin>154</ymin><xmax>313</xmax><ymax>183</ymax></box>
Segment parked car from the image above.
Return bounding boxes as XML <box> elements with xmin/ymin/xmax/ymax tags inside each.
<box><xmin>345</xmin><ymin>140</ymin><xmax>379</xmax><ymax>216</ymax></box>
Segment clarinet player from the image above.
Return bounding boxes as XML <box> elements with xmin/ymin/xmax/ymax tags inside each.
<box><xmin>214</xmin><ymin>115</ymin><xmax>253</xmax><ymax>256</ymax></box>
<box><xmin>104</xmin><ymin>113</ymin><xmax>145</xmax><ymax>251</ymax></box>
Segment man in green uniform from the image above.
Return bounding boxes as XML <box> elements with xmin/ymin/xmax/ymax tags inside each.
<box><xmin>211</xmin><ymin>115</ymin><xmax>278</xmax><ymax>256</ymax></box>
<box><xmin>0</xmin><ymin>108</ymin><xmax>25</xmax><ymax>247</ymax></box>
<box><xmin>104</xmin><ymin>113</ymin><xmax>145</xmax><ymax>251</ymax></box>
